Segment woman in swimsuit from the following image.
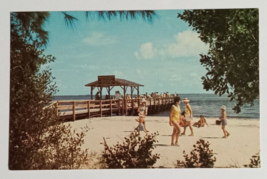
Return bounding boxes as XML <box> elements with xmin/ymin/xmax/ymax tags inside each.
<box><xmin>169</xmin><ymin>97</ymin><xmax>181</xmax><ymax>146</ymax></box>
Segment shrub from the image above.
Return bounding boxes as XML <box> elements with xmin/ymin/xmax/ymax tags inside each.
<box><xmin>176</xmin><ymin>139</ymin><xmax>216</xmax><ymax>168</ymax></box>
<box><xmin>102</xmin><ymin>131</ymin><xmax>160</xmax><ymax>168</ymax></box>
<box><xmin>244</xmin><ymin>152</ymin><xmax>261</xmax><ymax>168</ymax></box>
<box><xmin>31</xmin><ymin>125</ymin><xmax>89</xmax><ymax>169</ymax></box>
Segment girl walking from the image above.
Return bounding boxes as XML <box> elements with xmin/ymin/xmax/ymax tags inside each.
<box><xmin>180</xmin><ymin>98</ymin><xmax>194</xmax><ymax>136</ymax></box>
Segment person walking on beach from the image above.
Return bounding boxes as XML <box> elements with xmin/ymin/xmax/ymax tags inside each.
<box><xmin>135</xmin><ymin>98</ymin><xmax>149</xmax><ymax>133</ymax></box>
<box><xmin>169</xmin><ymin>97</ymin><xmax>181</xmax><ymax>146</ymax></box>
<box><xmin>180</xmin><ymin>98</ymin><xmax>194</xmax><ymax>136</ymax></box>
<box><xmin>219</xmin><ymin>105</ymin><xmax>230</xmax><ymax>138</ymax></box>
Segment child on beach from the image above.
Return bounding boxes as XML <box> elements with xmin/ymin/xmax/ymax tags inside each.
<box><xmin>135</xmin><ymin>98</ymin><xmax>148</xmax><ymax>135</ymax></box>
<box><xmin>219</xmin><ymin>105</ymin><xmax>230</xmax><ymax>138</ymax></box>
<box><xmin>193</xmin><ymin>115</ymin><xmax>209</xmax><ymax>128</ymax></box>
<box><xmin>135</xmin><ymin>116</ymin><xmax>148</xmax><ymax>136</ymax></box>
<box><xmin>180</xmin><ymin>98</ymin><xmax>194</xmax><ymax>136</ymax></box>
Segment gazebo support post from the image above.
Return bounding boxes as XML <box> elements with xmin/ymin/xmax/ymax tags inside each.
<box><xmin>90</xmin><ymin>87</ymin><xmax>93</xmax><ymax>100</ymax></box>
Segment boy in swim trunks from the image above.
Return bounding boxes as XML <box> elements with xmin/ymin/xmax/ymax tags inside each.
<box><xmin>219</xmin><ymin>105</ymin><xmax>230</xmax><ymax>138</ymax></box>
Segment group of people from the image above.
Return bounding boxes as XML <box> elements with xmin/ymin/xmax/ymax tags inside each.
<box><xmin>135</xmin><ymin>96</ymin><xmax>230</xmax><ymax>146</ymax></box>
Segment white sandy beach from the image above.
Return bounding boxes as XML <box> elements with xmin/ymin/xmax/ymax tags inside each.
<box><xmin>67</xmin><ymin>116</ymin><xmax>260</xmax><ymax>168</ymax></box>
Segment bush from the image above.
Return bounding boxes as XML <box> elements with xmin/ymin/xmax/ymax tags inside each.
<box><xmin>102</xmin><ymin>131</ymin><xmax>160</xmax><ymax>168</ymax></box>
<box><xmin>176</xmin><ymin>139</ymin><xmax>216</xmax><ymax>168</ymax></box>
<box><xmin>244</xmin><ymin>152</ymin><xmax>261</xmax><ymax>168</ymax></box>
<box><xmin>31</xmin><ymin>125</ymin><xmax>89</xmax><ymax>169</ymax></box>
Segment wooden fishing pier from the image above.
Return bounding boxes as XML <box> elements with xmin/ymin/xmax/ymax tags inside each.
<box><xmin>55</xmin><ymin>97</ymin><xmax>174</xmax><ymax>121</ymax></box>
<box><xmin>51</xmin><ymin>75</ymin><xmax>175</xmax><ymax>121</ymax></box>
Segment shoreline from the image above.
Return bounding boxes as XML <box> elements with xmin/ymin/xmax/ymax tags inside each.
<box><xmin>67</xmin><ymin>116</ymin><xmax>260</xmax><ymax>168</ymax></box>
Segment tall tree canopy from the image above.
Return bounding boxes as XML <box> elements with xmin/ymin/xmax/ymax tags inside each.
<box><xmin>178</xmin><ymin>9</ymin><xmax>259</xmax><ymax>113</ymax></box>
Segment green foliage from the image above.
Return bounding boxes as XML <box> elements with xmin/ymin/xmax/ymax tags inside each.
<box><xmin>178</xmin><ymin>9</ymin><xmax>259</xmax><ymax>113</ymax></box>
<box><xmin>32</xmin><ymin>125</ymin><xmax>89</xmax><ymax>169</ymax></box>
<box><xmin>102</xmin><ymin>132</ymin><xmax>160</xmax><ymax>168</ymax></box>
<box><xmin>9</xmin><ymin>12</ymin><xmax>89</xmax><ymax>170</ymax></box>
<box><xmin>176</xmin><ymin>139</ymin><xmax>216</xmax><ymax>168</ymax></box>
<box><xmin>244</xmin><ymin>152</ymin><xmax>261</xmax><ymax>168</ymax></box>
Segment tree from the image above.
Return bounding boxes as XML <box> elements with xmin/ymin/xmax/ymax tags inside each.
<box><xmin>10</xmin><ymin>12</ymin><xmax>91</xmax><ymax>170</ymax></box>
<box><xmin>178</xmin><ymin>9</ymin><xmax>259</xmax><ymax>113</ymax></box>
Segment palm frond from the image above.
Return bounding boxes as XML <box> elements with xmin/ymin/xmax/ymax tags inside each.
<box><xmin>84</xmin><ymin>10</ymin><xmax>156</xmax><ymax>22</ymax></box>
<box><xmin>62</xmin><ymin>12</ymin><xmax>78</xmax><ymax>28</ymax></box>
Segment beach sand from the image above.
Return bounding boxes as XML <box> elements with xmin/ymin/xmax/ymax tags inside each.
<box><xmin>66</xmin><ymin>116</ymin><xmax>260</xmax><ymax>168</ymax></box>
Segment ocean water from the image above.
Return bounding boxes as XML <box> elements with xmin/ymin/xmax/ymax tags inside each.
<box><xmin>52</xmin><ymin>94</ymin><xmax>259</xmax><ymax>119</ymax></box>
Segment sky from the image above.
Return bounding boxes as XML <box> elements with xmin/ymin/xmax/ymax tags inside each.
<box><xmin>43</xmin><ymin>10</ymin><xmax>211</xmax><ymax>96</ymax></box>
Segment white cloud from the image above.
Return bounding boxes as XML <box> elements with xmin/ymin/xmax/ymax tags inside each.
<box><xmin>167</xmin><ymin>30</ymin><xmax>209</xmax><ymax>57</ymax></box>
<box><xmin>113</xmin><ymin>70</ymin><xmax>124</xmax><ymax>77</ymax></box>
<box><xmin>82</xmin><ymin>32</ymin><xmax>117</xmax><ymax>46</ymax></box>
<box><xmin>134</xmin><ymin>42</ymin><xmax>155</xmax><ymax>59</ymax></box>
<box><xmin>134</xmin><ymin>30</ymin><xmax>209</xmax><ymax>59</ymax></box>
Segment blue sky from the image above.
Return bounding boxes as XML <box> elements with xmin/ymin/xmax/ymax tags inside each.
<box><xmin>43</xmin><ymin>10</ymin><xmax>211</xmax><ymax>95</ymax></box>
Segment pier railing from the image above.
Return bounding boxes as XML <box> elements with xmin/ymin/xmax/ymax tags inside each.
<box><xmin>54</xmin><ymin>97</ymin><xmax>175</xmax><ymax>121</ymax></box>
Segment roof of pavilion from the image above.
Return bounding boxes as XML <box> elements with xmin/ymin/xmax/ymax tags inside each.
<box><xmin>85</xmin><ymin>78</ymin><xmax>144</xmax><ymax>87</ymax></box>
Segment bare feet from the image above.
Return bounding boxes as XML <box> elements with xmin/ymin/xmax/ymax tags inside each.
<box><xmin>227</xmin><ymin>133</ymin><xmax>230</xmax><ymax>137</ymax></box>
<box><xmin>188</xmin><ymin>134</ymin><xmax>194</xmax><ymax>136</ymax></box>
<box><xmin>180</xmin><ymin>133</ymin><xmax>185</xmax><ymax>136</ymax></box>
<box><xmin>171</xmin><ymin>144</ymin><xmax>180</xmax><ymax>146</ymax></box>
<box><xmin>222</xmin><ymin>136</ymin><xmax>227</xmax><ymax>138</ymax></box>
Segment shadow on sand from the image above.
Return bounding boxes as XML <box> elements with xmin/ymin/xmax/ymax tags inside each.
<box><xmin>153</xmin><ymin>144</ymin><xmax>171</xmax><ymax>147</ymax></box>
<box><xmin>202</xmin><ymin>136</ymin><xmax>225</xmax><ymax>139</ymax></box>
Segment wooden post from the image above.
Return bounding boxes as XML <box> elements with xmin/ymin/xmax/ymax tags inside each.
<box><xmin>149</xmin><ymin>98</ymin><xmax>152</xmax><ymax>115</ymax></box>
<box><xmin>73</xmin><ymin>101</ymin><xmax>76</xmax><ymax>121</ymax></box>
<box><xmin>118</xmin><ymin>99</ymin><xmax>121</xmax><ymax>115</ymax></box>
<box><xmin>108</xmin><ymin>86</ymin><xmax>111</xmax><ymax>99</ymax></box>
<box><xmin>100</xmin><ymin>99</ymin><xmax>102</xmax><ymax>117</ymax></box>
<box><xmin>131</xmin><ymin>99</ymin><xmax>134</xmax><ymax>115</ymax></box>
<box><xmin>100</xmin><ymin>87</ymin><xmax>102</xmax><ymax>100</ymax></box>
<box><xmin>87</xmin><ymin>101</ymin><xmax>90</xmax><ymax>118</ymax></box>
<box><xmin>110</xmin><ymin>99</ymin><xmax>112</xmax><ymax>116</ymax></box>
<box><xmin>131</xmin><ymin>86</ymin><xmax>133</xmax><ymax>99</ymax></box>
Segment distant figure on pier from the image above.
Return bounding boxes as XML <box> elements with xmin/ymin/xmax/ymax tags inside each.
<box><xmin>114</xmin><ymin>91</ymin><xmax>122</xmax><ymax>99</ymax></box>
<box><xmin>105</xmin><ymin>94</ymin><xmax>109</xmax><ymax>99</ymax></box>
<box><xmin>95</xmin><ymin>91</ymin><xmax>101</xmax><ymax>100</ymax></box>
